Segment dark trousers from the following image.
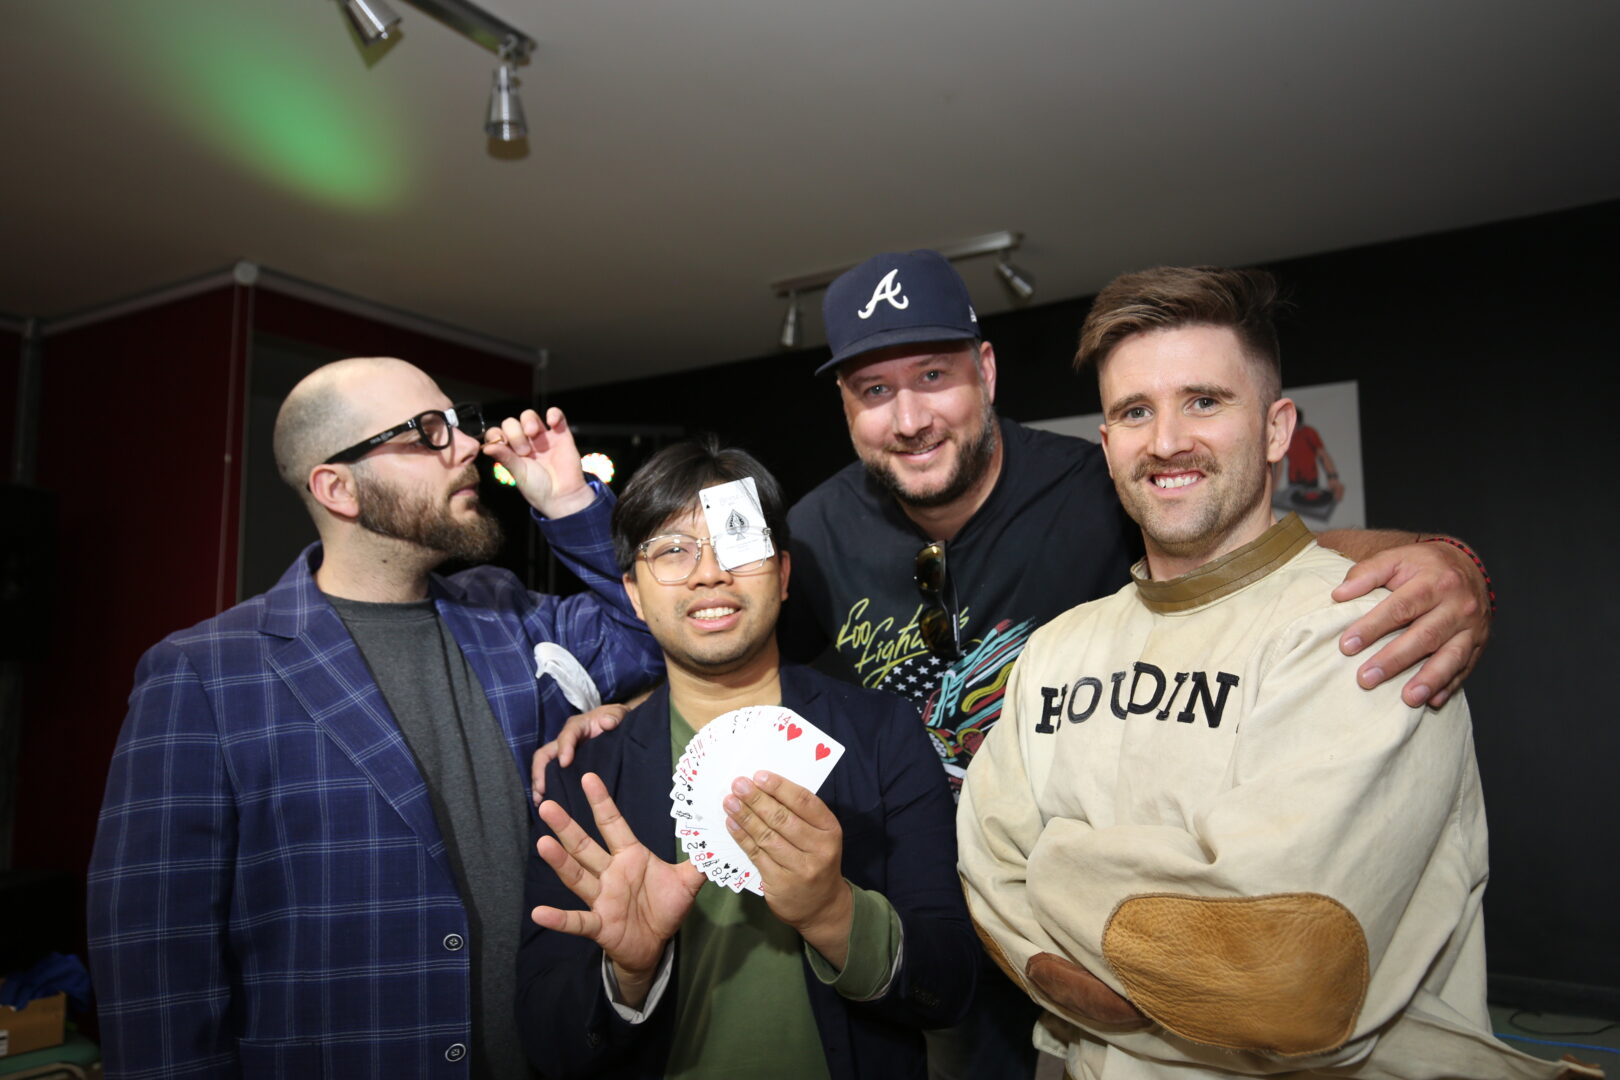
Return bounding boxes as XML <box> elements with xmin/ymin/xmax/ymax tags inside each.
<box><xmin>925</xmin><ymin>955</ymin><xmax>1040</xmax><ymax>1080</ymax></box>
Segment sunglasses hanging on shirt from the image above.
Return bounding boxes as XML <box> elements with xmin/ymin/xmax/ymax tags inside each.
<box><xmin>914</xmin><ymin>540</ymin><xmax>963</xmax><ymax>662</ymax></box>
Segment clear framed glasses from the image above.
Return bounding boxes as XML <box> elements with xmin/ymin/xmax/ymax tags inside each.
<box><xmin>323</xmin><ymin>403</ymin><xmax>486</xmax><ymax>465</ymax></box>
<box><xmin>637</xmin><ymin>530</ymin><xmax>774</xmax><ymax>584</ymax></box>
<box><xmin>915</xmin><ymin>540</ymin><xmax>962</xmax><ymax>661</ymax></box>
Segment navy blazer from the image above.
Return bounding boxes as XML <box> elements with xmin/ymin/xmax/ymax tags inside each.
<box><xmin>89</xmin><ymin>490</ymin><xmax>663</xmax><ymax>1079</ymax></box>
<box><xmin>516</xmin><ymin>664</ymin><xmax>977</xmax><ymax>1080</ymax></box>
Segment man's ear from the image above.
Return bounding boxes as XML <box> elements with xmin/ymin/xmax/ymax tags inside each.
<box><xmin>1098</xmin><ymin>422</ymin><xmax>1115</xmax><ymax>479</ymax></box>
<box><xmin>976</xmin><ymin>341</ymin><xmax>998</xmax><ymax>403</ymax></box>
<box><xmin>776</xmin><ymin>549</ymin><xmax>792</xmax><ymax>602</ymax></box>
<box><xmin>622</xmin><ymin>571</ymin><xmax>647</xmax><ymax>623</ymax></box>
<box><xmin>1264</xmin><ymin>398</ymin><xmax>1297</xmax><ymax>465</ymax></box>
<box><xmin>307</xmin><ymin>464</ymin><xmax>361</xmax><ymax>520</ymax></box>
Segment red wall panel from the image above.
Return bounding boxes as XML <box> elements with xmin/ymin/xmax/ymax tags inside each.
<box><xmin>13</xmin><ymin>286</ymin><xmax>249</xmax><ymax>877</ymax></box>
<box><xmin>253</xmin><ymin>290</ymin><xmax>533</xmax><ymax>397</ymax></box>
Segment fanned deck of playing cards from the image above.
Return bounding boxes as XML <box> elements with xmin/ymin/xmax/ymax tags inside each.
<box><xmin>671</xmin><ymin>705</ymin><xmax>845</xmax><ymax>896</ymax></box>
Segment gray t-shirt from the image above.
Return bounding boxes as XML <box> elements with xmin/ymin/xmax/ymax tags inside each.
<box><xmin>330</xmin><ymin>595</ymin><xmax>535</xmax><ymax>1080</ymax></box>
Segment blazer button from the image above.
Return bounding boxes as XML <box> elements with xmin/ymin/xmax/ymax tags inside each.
<box><xmin>443</xmin><ymin>933</ymin><xmax>465</xmax><ymax>951</ymax></box>
<box><xmin>586</xmin><ymin>1031</ymin><xmax>604</xmax><ymax>1049</ymax></box>
<box><xmin>444</xmin><ymin>1043</ymin><xmax>467</xmax><ymax>1062</ymax></box>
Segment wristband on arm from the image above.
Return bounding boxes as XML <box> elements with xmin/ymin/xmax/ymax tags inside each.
<box><xmin>1419</xmin><ymin>536</ymin><xmax>1497</xmax><ymax>617</ymax></box>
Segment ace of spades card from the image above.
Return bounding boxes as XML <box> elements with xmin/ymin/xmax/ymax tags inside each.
<box><xmin>698</xmin><ymin>477</ymin><xmax>773</xmax><ymax>571</ymax></box>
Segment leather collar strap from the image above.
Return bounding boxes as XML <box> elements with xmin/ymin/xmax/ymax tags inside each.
<box><xmin>1132</xmin><ymin>514</ymin><xmax>1315</xmax><ymax>615</ymax></box>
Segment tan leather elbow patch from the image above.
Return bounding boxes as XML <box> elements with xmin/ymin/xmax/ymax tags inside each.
<box><xmin>1102</xmin><ymin>892</ymin><xmax>1368</xmax><ymax>1056</ymax></box>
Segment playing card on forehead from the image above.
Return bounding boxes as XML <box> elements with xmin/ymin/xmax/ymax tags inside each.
<box><xmin>669</xmin><ymin>705</ymin><xmax>845</xmax><ymax>895</ymax></box>
<box><xmin>698</xmin><ymin>477</ymin><xmax>774</xmax><ymax>571</ymax></box>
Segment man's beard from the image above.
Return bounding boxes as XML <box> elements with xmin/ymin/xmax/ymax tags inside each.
<box><xmin>354</xmin><ymin>466</ymin><xmax>504</xmax><ymax>564</ymax></box>
<box><xmin>862</xmin><ymin>404</ymin><xmax>1000</xmax><ymax>510</ymax></box>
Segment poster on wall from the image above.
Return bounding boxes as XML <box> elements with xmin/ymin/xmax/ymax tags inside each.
<box><xmin>1026</xmin><ymin>379</ymin><xmax>1365</xmax><ymax>530</ymax></box>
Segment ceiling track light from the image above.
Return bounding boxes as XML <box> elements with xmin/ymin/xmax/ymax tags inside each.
<box><xmin>342</xmin><ymin>0</ymin><xmax>402</xmax><ymax>44</ymax></box>
<box><xmin>995</xmin><ymin>253</ymin><xmax>1036</xmax><ymax>303</ymax></box>
<box><xmin>339</xmin><ymin>0</ymin><xmax>538</xmax><ymax>143</ymax></box>
<box><xmin>770</xmin><ymin>230</ymin><xmax>1027</xmax><ymax>297</ymax></box>
<box><xmin>486</xmin><ymin>38</ymin><xmax>529</xmax><ymax>142</ymax></box>
<box><xmin>765</xmin><ymin>230</ymin><xmax>1032</xmax><ymax>346</ymax></box>
<box><xmin>402</xmin><ymin>0</ymin><xmax>534</xmax><ymax>54</ymax></box>
<box><xmin>779</xmin><ymin>292</ymin><xmax>802</xmax><ymax>349</ymax></box>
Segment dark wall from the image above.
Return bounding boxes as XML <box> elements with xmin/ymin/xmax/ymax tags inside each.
<box><xmin>554</xmin><ymin>343</ymin><xmax>851</xmax><ymax>508</ymax></box>
<box><xmin>1264</xmin><ymin>204</ymin><xmax>1620</xmax><ymax>1006</ymax></box>
<box><xmin>0</xmin><ymin>325</ymin><xmax>22</xmax><ymax>480</ymax></box>
<box><xmin>559</xmin><ymin>200</ymin><xmax>1620</xmax><ymax>1004</ymax></box>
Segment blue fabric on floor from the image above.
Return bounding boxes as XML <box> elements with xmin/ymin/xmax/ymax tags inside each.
<box><xmin>0</xmin><ymin>952</ymin><xmax>91</xmax><ymax>1011</ymax></box>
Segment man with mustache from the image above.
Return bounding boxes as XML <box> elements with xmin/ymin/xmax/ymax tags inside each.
<box><xmin>776</xmin><ymin>249</ymin><xmax>1497</xmax><ymax>1079</ymax></box>
<box><xmin>956</xmin><ymin>266</ymin><xmax>1588</xmax><ymax>1079</ymax></box>
<box><xmin>88</xmin><ymin>357</ymin><xmax>660</xmax><ymax>1079</ymax></box>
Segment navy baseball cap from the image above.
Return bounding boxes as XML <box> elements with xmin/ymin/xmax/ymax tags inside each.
<box><xmin>816</xmin><ymin>250</ymin><xmax>979</xmax><ymax>375</ymax></box>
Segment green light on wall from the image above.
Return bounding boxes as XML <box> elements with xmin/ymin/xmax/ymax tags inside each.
<box><xmin>121</xmin><ymin>2</ymin><xmax>409</xmax><ymax>211</ymax></box>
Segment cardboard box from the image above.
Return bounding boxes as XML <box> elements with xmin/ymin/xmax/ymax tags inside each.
<box><xmin>0</xmin><ymin>991</ymin><xmax>66</xmax><ymax>1058</ymax></box>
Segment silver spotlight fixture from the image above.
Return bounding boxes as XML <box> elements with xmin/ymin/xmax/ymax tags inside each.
<box><xmin>779</xmin><ymin>292</ymin><xmax>802</xmax><ymax>349</ymax></box>
<box><xmin>342</xmin><ymin>0</ymin><xmax>401</xmax><ymax>44</ymax></box>
<box><xmin>485</xmin><ymin>37</ymin><xmax>529</xmax><ymax>141</ymax></box>
<box><xmin>995</xmin><ymin>253</ymin><xmax>1036</xmax><ymax>303</ymax></box>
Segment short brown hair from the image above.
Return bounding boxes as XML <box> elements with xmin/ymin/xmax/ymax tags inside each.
<box><xmin>1074</xmin><ymin>266</ymin><xmax>1282</xmax><ymax>402</ymax></box>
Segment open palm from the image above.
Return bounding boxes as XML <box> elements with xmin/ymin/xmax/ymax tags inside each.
<box><xmin>531</xmin><ymin>772</ymin><xmax>704</xmax><ymax>979</ymax></box>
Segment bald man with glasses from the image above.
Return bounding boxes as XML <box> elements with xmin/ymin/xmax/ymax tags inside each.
<box><xmin>88</xmin><ymin>357</ymin><xmax>661</xmax><ymax>1080</ymax></box>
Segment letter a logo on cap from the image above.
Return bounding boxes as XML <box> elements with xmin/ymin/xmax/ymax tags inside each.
<box><xmin>856</xmin><ymin>269</ymin><xmax>910</xmax><ymax>320</ymax></box>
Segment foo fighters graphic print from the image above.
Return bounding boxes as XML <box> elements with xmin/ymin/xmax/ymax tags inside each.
<box><xmin>834</xmin><ymin>598</ymin><xmax>1036</xmax><ymax>796</ymax></box>
<box><xmin>783</xmin><ymin>419</ymin><xmax>1140</xmax><ymax>799</ymax></box>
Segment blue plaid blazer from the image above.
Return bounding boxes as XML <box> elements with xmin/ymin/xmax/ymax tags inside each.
<box><xmin>88</xmin><ymin>487</ymin><xmax>662</xmax><ymax>1079</ymax></box>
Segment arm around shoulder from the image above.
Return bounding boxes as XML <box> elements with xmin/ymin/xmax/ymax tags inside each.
<box><xmin>1320</xmin><ymin>527</ymin><xmax>1493</xmax><ymax>708</ymax></box>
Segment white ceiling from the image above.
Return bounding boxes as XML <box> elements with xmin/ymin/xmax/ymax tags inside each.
<box><xmin>3</xmin><ymin>0</ymin><xmax>1618</xmax><ymax>390</ymax></box>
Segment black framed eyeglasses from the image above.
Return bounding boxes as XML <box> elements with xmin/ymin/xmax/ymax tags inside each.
<box><xmin>323</xmin><ymin>403</ymin><xmax>486</xmax><ymax>465</ymax></box>
<box><xmin>637</xmin><ymin>530</ymin><xmax>774</xmax><ymax>584</ymax></box>
<box><xmin>915</xmin><ymin>540</ymin><xmax>962</xmax><ymax>661</ymax></box>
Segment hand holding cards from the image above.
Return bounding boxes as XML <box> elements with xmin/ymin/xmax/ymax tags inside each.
<box><xmin>671</xmin><ymin>705</ymin><xmax>845</xmax><ymax>895</ymax></box>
